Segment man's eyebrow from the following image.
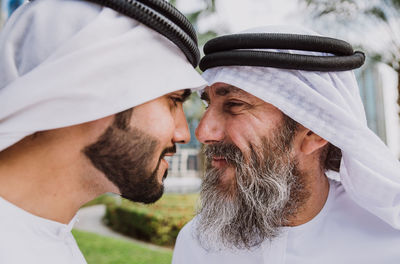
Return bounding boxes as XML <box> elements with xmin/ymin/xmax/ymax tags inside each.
<box><xmin>200</xmin><ymin>90</ymin><xmax>210</xmax><ymax>102</ymax></box>
<box><xmin>215</xmin><ymin>85</ymin><xmax>244</xmax><ymax>96</ymax></box>
<box><xmin>179</xmin><ymin>89</ymin><xmax>192</xmax><ymax>102</ymax></box>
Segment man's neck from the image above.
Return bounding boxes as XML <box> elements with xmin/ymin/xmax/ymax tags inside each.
<box><xmin>0</xmin><ymin>137</ymin><xmax>101</xmax><ymax>224</ymax></box>
<box><xmin>287</xmin><ymin>171</ymin><xmax>330</xmax><ymax>227</ymax></box>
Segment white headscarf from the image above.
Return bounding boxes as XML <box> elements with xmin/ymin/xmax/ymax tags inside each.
<box><xmin>0</xmin><ymin>0</ymin><xmax>206</xmax><ymax>151</ymax></box>
<box><xmin>202</xmin><ymin>25</ymin><xmax>400</xmax><ymax>229</ymax></box>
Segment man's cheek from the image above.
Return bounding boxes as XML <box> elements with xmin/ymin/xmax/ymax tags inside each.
<box><xmin>228</xmin><ymin>134</ymin><xmax>255</xmax><ymax>160</ymax></box>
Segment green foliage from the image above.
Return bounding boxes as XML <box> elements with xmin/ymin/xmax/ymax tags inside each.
<box><xmin>72</xmin><ymin>230</ymin><xmax>172</xmax><ymax>264</ymax></box>
<box><xmin>206</xmin><ymin>0</ymin><xmax>216</xmax><ymax>13</ymax></box>
<box><xmin>184</xmin><ymin>92</ymin><xmax>206</xmax><ymax>121</ymax></box>
<box><xmin>168</xmin><ymin>0</ymin><xmax>177</xmax><ymax>6</ymax></box>
<box><xmin>103</xmin><ymin>194</ymin><xmax>198</xmax><ymax>246</ymax></box>
<box><xmin>366</xmin><ymin>6</ymin><xmax>387</xmax><ymax>21</ymax></box>
<box><xmin>186</xmin><ymin>10</ymin><xmax>203</xmax><ymax>25</ymax></box>
<box><xmin>169</xmin><ymin>0</ymin><xmax>216</xmax><ymax>25</ymax></box>
<box><xmin>170</xmin><ymin>0</ymin><xmax>218</xmax><ymax>47</ymax></box>
<box><xmin>304</xmin><ymin>0</ymin><xmax>399</xmax><ymax>62</ymax></box>
<box><xmin>82</xmin><ymin>194</ymin><xmax>116</xmax><ymax>208</ymax></box>
<box><xmin>198</xmin><ymin>30</ymin><xmax>218</xmax><ymax>48</ymax></box>
<box><xmin>303</xmin><ymin>0</ymin><xmax>400</xmax><ymax>112</ymax></box>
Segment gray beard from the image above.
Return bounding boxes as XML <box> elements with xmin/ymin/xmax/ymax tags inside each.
<box><xmin>195</xmin><ymin>135</ymin><xmax>309</xmax><ymax>251</ymax></box>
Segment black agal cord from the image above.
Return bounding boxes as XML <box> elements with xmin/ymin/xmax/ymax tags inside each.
<box><xmin>200</xmin><ymin>33</ymin><xmax>365</xmax><ymax>72</ymax></box>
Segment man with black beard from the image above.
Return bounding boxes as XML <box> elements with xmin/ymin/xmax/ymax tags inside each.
<box><xmin>0</xmin><ymin>0</ymin><xmax>205</xmax><ymax>264</ymax></box>
<box><xmin>172</xmin><ymin>26</ymin><xmax>400</xmax><ymax>264</ymax></box>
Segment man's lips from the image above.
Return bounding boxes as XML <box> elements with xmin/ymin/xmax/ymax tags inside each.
<box><xmin>161</xmin><ymin>158</ymin><xmax>169</xmax><ymax>169</ymax></box>
<box><xmin>161</xmin><ymin>152</ymin><xmax>176</xmax><ymax>169</ymax></box>
<box><xmin>211</xmin><ymin>156</ymin><xmax>228</xmax><ymax>168</ymax></box>
<box><xmin>160</xmin><ymin>145</ymin><xmax>176</xmax><ymax>169</ymax></box>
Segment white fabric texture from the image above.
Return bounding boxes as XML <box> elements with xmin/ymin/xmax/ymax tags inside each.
<box><xmin>0</xmin><ymin>197</ymin><xmax>86</xmax><ymax>264</ymax></box>
<box><xmin>173</xmin><ymin>180</ymin><xmax>400</xmax><ymax>264</ymax></box>
<box><xmin>0</xmin><ymin>0</ymin><xmax>206</xmax><ymax>151</ymax></box>
<box><xmin>201</xmin><ymin>25</ymin><xmax>400</xmax><ymax>229</ymax></box>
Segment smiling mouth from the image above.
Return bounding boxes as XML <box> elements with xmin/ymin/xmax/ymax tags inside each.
<box><xmin>159</xmin><ymin>145</ymin><xmax>176</xmax><ymax>164</ymax></box>
<box><xmin>211</xmin><ymin>156</ymin><xmax>228</xmax><ymax>168</ymax></box>
<box><xmin>161</xmin><ymin>158</ymin><xmax>169</xmax><ymax>169</ymax></box>
<box><xmin>162</xmin><ymin>152</ymin><xmax>175</xmax><ymax>166</ymax></box>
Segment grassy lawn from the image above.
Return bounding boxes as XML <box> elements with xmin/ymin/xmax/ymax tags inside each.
<box><xmin>72</xmin><ymin>229</ymin><xmax>172</xmax><ymax>264</ymax></box>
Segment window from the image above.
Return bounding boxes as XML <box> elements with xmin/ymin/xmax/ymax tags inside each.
<box><xmin>187</xmin><ymin>155</ymin><xmax>198</xmax><ymax>171</ymax></box>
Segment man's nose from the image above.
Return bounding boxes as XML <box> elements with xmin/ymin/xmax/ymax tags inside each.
<box><xmin>195</xmin><ymin>108</ymin><xmax>224</xmax><ymax>144</ymax></box>
<box><xmin>173</xmin><ymin>107</ymin><xmax>190</xmax><ymax>144</ymax></box>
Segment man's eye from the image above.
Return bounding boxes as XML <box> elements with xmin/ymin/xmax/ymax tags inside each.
<box><xmin>170</xmin><ymin>96</ymin><xmax>183</xmax><ymax>107</ymax></box>
<box><xmin>225</xmin><ymin>101</ymin><xmax>243</xmax><ymax>109</ymax></box>
<box><xmin>224</xmin><ymin>101</ymin><xmax>245</xmax><ymax>114</ymax></box>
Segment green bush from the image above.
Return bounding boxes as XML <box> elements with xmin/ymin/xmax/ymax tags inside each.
<box><xmin>104</xmin><ymin>194</ymin><xmax>198</xmax><ymax>246</ymax></box>
<box><xmin>82</xmin><ymin>194</ymin><xmax>116</xmax><ymax>208</ymax></box>
<box><xmin>72</xmin><ymin>229</ymin><xmax>172</xmax><ymax>264</ymax></box>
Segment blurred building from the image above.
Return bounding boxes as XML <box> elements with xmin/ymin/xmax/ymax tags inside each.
<box><xmin>164</xmin><ymin>120</ymin><xmax>203</xmax><ymax>193</ymax></box>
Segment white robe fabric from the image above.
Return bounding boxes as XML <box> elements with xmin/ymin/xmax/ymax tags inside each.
<box><xmin>173</xmin><ymin>179</ymin><xmax>400</xmax><ymax>264</ymax></box>
<box><xmin>200</xmin><ymin>25</ymin><xmax>400</xmax><ymax>229</ymax></box>
<box><xmin>0</xmin><ymin>197</ymin><xmax>86</xmax><ymax>264</ymax></box>
<box><xmin>0</xmin><ymin>0</ymin><xmax>206</xmax><ymax>152</ymax></box>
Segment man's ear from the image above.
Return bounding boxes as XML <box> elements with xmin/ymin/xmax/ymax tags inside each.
<box><xmin>300</xmin><ymin>130</ymin><xmax>328</xmax><ymax>155</ymax></box>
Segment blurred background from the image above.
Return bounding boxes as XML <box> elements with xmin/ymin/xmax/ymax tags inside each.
<box><xmin>1</xmin><ymin>0</ymin><xmax>400</xmax><ymax>263</ymax></box>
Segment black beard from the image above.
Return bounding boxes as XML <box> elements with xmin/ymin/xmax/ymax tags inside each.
<box><xmin>196</xmin><ymin>129</ymin><xmax>309</xmax><ymax>250</ymax></box>
<box><xmin>84</xmin><ymin>119</ymin><xmax>175</xmax><ymax>204</ymax></box>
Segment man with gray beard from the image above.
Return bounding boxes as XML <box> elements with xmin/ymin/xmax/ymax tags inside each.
<box><xmin>197</xmin><ymin>115</ymin><xmax>310</xmax><ymax>250</ymax></box>
<box><xmin>172</xmin><ymin>26</ymin><xmax>400</xmax><ymax>264</ymax></box>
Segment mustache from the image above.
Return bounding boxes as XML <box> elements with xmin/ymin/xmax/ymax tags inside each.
<box><xmin>203</xmin><ymin>142</ymin><xmax>243</xmax><ymax>165</ymax></box>
<box><xmin>160</xmin><ymin>144</ymin><xmax>176</xmax><ymax>160</ymax></box>
<box><xmin>151</xmin><ymin>144</ymin><xmax>176</xmax><ymax>180</ymax></box>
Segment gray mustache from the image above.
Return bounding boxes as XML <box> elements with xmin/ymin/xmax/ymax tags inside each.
<box><xmin>203</xmin><ymin>143</ymin><xmax>244</xmax><ymax>165</ymax></box>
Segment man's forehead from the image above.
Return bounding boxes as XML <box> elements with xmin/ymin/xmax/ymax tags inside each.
<box><xmin>201</xmin><ymin>82</ymin><xmax>283</xmax><ymax>113</ymax></box>
<box><xmin>202</xmin><ymin>83</ymin><xmax>253</xmax><ymax>98</ymax></box>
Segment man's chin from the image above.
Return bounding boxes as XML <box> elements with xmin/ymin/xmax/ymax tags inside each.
<box><xmin>208</xmin><ymin>167</ymin><xmax>236</xmax><ymax>194</ymax></box>
<box><xmin>157</xmin><ymin>168</ymin><xmax>168</xmax><ymax>183</ymax></box>
<box><xmin>139</xmin><ymin>185</ymin><xmax>164</xmax><ymax>204</ymax></box>
<box><xmin>120</xmin><ymin>168</ymin><xmax>166</xmax><ymax>204</ymax></box>
<box><xmin>121</xmin><ymin>184</ymin><xmax>164</xmax><ymax>204</ymax></box>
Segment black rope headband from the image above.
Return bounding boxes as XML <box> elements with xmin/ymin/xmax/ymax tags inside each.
<box><xmin>199</xmin><ymin>33</ymin><xmax>365</xmax><ymax>72</ymax></box>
